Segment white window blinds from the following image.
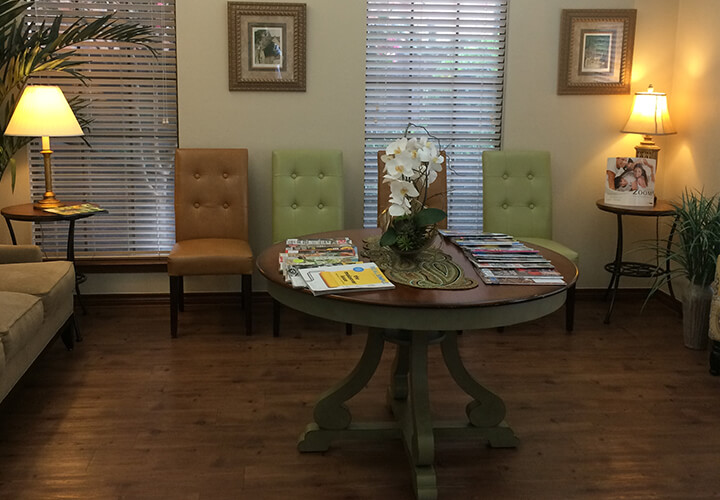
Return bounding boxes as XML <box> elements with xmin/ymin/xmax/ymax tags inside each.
<box><xmin>28</xmin><ymin>0</ymin><xmax>177</xmax><ymax>258</ymax></box>
<box><xmin>364</xmin><ymin>0</ymin><xmax>507</xmax><ymax>229</ymax></box>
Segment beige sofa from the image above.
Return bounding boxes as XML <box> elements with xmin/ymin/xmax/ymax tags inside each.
<box><xmin>0</xmin><ymin>244</ymin><xmax>77</xmax><ymax>402</ymax></box>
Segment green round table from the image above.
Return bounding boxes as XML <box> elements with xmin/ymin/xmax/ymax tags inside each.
<box><xmin>256</xmin><ymin>228</ymin><xmax>578</xmax><ymax>500</ymax></box>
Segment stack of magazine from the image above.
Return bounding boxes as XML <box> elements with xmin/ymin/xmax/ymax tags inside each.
<box><xmin>278</xmin><ymin>237</ymin><xmax>394</xmax><ymax>295</ymax></box>
<box><xmin>440</xmin><ymin>230</ymin><xmax>565</xmax><ymax>286</ymax></box>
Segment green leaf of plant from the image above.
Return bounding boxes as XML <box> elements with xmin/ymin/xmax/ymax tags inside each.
<box><xmin>379</xmin><ymin>226</ymin><xmax>398</xmax><ymax>246</ymax></box>
<box><xmin>415</xmin><ymin>207</ymin><xmax>446</xmax><ymax>226</ymax></box>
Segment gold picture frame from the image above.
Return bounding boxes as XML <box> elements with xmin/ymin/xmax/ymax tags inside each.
<box><xmin>228</xmin><ymin>2</ymin><xmax>306</xmax><ymax>91</ymax></box>
<box><xmin>557</xmin><ymin>9</ymin><xmax>636</xmax><ymax>95</ymax></box>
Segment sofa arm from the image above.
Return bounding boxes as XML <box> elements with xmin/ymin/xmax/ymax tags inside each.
<box><xmin>0</xmin><ymin>244</ymin><xmax>43</xmax><ymax>264</ymax></box>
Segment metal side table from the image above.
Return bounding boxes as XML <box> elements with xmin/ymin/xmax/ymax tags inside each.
<box><xmin>596</xmin><ymin>199</ymin><xmax>677</xmax><ymax>324</ymax></box>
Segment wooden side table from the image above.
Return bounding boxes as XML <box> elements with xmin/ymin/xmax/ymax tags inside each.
<box><xmin>1</xmin><ymin>202</ymin><xmax>107</xmax><ymax>313</ymax></box>
<box><xmin>596</xmin><ymin>199</ymin><xmax>677</xmax><ymax>324</ymax></box>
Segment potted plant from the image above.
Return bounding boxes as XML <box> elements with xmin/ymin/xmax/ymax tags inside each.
<box><xmin>0</xmin><ymin>0</ymin><xmax>155</xmax><ymax>189</ymax></box>
<box><xmin>651</xmin><ymin>189</ymin><xmax>720</xmax><ymax>349</ymax></box>
<box><xmin>378</xmin><ymin>123</ymin><xmax>447</xmax><ymax>255</ymax></box>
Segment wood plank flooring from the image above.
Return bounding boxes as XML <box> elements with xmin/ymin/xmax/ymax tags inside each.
<box><xmin>0</xmin><ymin>294</ymin><xmax>718</xmax><ymax>500</ymax></box>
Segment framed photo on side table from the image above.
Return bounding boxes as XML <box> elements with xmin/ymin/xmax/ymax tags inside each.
<box><xmin>228</xmin><ymin>2</ymin><xmax>306</xmax><ymax>91</ymax></box>
<box><xmin>557</xmin><ymin>9</ymin><xmax>636</xmax><ymax>95</ymax></box>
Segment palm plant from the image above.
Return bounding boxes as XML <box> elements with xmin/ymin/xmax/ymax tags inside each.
<box><xmin>648</xmin><ymin>189</ymin><xmax>720</xmax><ymax>299</ymax></box>
<box><xmin>0</xmin><ymin>0</ymin><xmax>156</xmax><ymax>189</ymax></box>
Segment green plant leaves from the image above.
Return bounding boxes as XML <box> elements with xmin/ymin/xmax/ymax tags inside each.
<box><xmin>415</xmin><ymin>207</ymin><xmax>446</xmax><ymax>226</ymax></box>
<box><xmin>379</xmin><ymin>225</ymin><xmax>398</xmax><ymax>246</ymax></box>
<box><xmin>646</xmin><ymin>189</ymin><xmax>720</xmax><ymax>307</ymax></box>
<box><xmin>0</xmin><ymin>0</ymin><xmax>156</xmax><ymax>186</ymax></box>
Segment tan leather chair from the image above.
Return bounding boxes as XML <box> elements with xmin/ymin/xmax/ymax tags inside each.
<box><xmin>167</xmin><ymin>148</ymin><xmax>253</xmax><ymax>338</ymax></box>
<box><xmin>377</xmin><ymin>150</ymin><xmax>448</xmax><ymax>229</ymax></box>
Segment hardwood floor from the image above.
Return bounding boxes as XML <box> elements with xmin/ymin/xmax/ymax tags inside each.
<box><xmin>0</xmin><ymin>294</ymin><xmax>718</xmax><ymax>500</ymax></box>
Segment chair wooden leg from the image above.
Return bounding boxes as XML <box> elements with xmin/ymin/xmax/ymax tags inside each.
<box><xmin>242</xmin><ymin>274</ymin><xmax>252</xmax><ymax>336</ymax></box>
<box><xmin>178</xmin><ymin>276</ymin><xmax>185</xmax><ymax>312</ymax></box>
<box><xmin>170</xmin><ymin>275</ymin><xmax>180</xmax><ymax>338</ymax></box>
<box><xmin>345</xmin><ymin>323</ymin><xmax>353</xmax><ymax>336</ymax></box>
<box><xmin>566</xmin><ymin>282</ymin><xmax>576</xmax><ymax>333</ymax></box>
<box><xmin>273</xmin><ymin>299</ymin><xmax>281</xmax><ymax>337</ymax></box>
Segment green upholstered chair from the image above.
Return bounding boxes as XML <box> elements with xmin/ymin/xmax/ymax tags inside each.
<box><xmin>482</xmin><ymin>150</ymin><xmax>579</xmax><ymax>332</ymax></box>
<box><xmin>271</xmin><ymin>149</ymin><xmax>347</xmax><ymax>336</ymax></box>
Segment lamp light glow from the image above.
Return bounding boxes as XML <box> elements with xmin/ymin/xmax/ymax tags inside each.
<box><xmin>4</xmin><ymin>85</ymin><xmax>83</xmax><ymax>209</ymax></box>
<box><xmin>621</xmin><ymin>84</ymin><xmax>676</xmax><ymax>163</ymax></box>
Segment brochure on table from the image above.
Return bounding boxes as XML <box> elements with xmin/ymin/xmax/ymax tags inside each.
<box><xmin>604</xmin><ymin>157</ymin><xmax>656</xmax><ymax>207</ymax></box>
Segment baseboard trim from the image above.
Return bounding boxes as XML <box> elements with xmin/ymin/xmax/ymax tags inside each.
<box><xmin>78</xmin><ymin>288</ymin><xmax>680</xmax><ymax>311</ymax></box>
<box><xmin>79</xmin><ymin>291</ymin><xmax>274</xmax><ymax>308</ymax></box>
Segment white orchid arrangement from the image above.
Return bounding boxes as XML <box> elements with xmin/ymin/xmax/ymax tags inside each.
<box><xmin>379</xmin><ymin>124</ymin><xmax>447</xmax><ymax>251</ymax></box>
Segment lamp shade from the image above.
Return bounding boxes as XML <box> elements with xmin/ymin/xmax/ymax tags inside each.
<box><xmin>621</xmin><ymin>85</ymin><xmax>676</xmax><ymax>136</ymax></box>
<box><xmin>4</xmin><ymin>85</ymin><xmax>84</xmax><ymax>137</ymax></box>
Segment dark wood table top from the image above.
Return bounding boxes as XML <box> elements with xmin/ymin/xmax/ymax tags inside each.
<box><xmin>596</xmin><ymin>198</ymin><xmax>675</xmax><ymax>216</ymax></box>
<box><xmin>1</xmin><ymin>202</ymin><xmax>105</xmax><ymax>222</ymax></box>
<box><xmin>257</xmin><ymin>228</ymin><xmax>578</xmax><ymax>311</ymax></box>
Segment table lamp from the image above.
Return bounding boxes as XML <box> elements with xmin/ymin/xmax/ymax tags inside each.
<box><xmin>621</xmin><ymin>84</ymin><xmax>676</xmax><ymax>165</ymax></box>
<box><xmin>4</xmin><ymin>85</ymin><xmax>84</xmax><ymax>209</ymax></box>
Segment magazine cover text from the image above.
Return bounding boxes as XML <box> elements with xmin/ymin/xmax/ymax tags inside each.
<box><xmin>604</xmin><ymin>157</ymin><xmax>656</xmax><ymax>206</ymax></box>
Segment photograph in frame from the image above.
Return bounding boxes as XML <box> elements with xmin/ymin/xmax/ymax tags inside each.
<box><xmin>558</xmin><ymin>9</ymin><xmax>636</xmax><ymax>95</ymax></box>
<box><xmin>228</xmin><ymin>2</ymin><xmax>306</xmax><ymax>91</ymax></box>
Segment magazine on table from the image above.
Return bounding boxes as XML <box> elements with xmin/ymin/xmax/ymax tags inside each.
<box><xmin>471</xmin><ymin>260</ymin><xmax>556</xmax><ymax>269</ymax></box>
<box><xmin>298</xmin><ymin>262</ymin><xmax>395</xmax><ymax>296</ymax></box>
<box><xmin>477</xmin><ymin>268</ymin><xmax>562</xmax><ymax>279</ymax></box>
<box><xmin>442</xmin><ymin>230</ymin><xmax>566</xmax><ymax>286</ymax></box>
<box><xmin>278</xmin><ymin>237</ymin><xmax>357</xmax><ymax>274</ymax></box>
<box><xmin>478</xmin><ymin>275</ymin><xmax>566</xmax><ymax>286</ymax></box>
<box><xmin>43</xmin><ymin>203</ymin><xmax>106</xmax><ymax>215</ymax></box>
<box><xmin>285</xmin><ymin>257</ymin><xmax>360</xmax><ymax>287</ymax></box>
<box><xmin>604</xmin><ymin>157</ymin><xmax>656</xmax><ymax>207</ymax></box>
<box><xmin>465</xmin><ymin>243</ymin><xmax>540</xmax><ymax>255</ymax></box>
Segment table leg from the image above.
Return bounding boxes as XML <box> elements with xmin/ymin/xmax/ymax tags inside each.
<box><xmin>388</xmin><ymin>332</ymin><xmax>437</xmax><ymax>500</ymax></box>
<box><xmin>298</xmin><ymin>328</ymin><xmax>390</xmax><ymax>452</ymax></box>
<box><xmin>4</xmin><ymin>217</ymin><xmax>17</xmax><ymax>245</ymax></box>
<box><xmin>66</xmin><ymin>219</ymin><xmax>87</xmax><ymax>317</ymax></box>
<box><xmin>604</xmin><ymin>213</ymin><xmax>624</xmax><ymax>324</ymax></box>
<box><xmin>439</xmin><ymin>331</ymin><xmax>519</xmax><ymax>448</ymax></box>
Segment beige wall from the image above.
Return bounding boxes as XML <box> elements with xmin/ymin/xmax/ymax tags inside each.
<box><xmin>504</xmin><ymin>0</ymin><xmax>680</xmax><ymax>287</ymax></box>
<box><xmin>1</xmin><ymin>0</ymin><xmax>718</xmax><ymax>294</ymax></box>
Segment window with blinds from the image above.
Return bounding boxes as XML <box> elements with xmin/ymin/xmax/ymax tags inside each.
<box><xmin>364</xmin><ymin>0</ymin><xmax>507</xmax><ymax>230</ymax></box>
<box><xmin>28</xmin><ymin>0</ymin><xmax>177</xmax><ymax>258</ymax></box>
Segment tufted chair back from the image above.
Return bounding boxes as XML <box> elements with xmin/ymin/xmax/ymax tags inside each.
<box><xmin>377</xmin><ymin>150</ymin><xmax>448</xmax><ymax>229</ymax></box>
<box><xmin>168</xmin><ymin>148</ymin><xmax>253</xmax><ymax>338</ymax></box>
<box><xmin>175</xmin><ymin>148</ymin><xmax>249</xmax><ymax>242</ymax></box>
<box><xmin>271</xmin><ymin>149</ymin><xmax>344</xmax><ymax>243</ymax></box>
<box><xmin>482</xmin><ymin>150</ymin><xmax>553</xmax><ymax>239</ymax></box>
<box><xmin>482</xmin><ymin>149</ymin><xmax>579</xmax><ymax>333</ymax></box>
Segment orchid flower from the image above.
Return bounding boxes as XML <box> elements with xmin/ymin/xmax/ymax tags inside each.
<box><xmin>385</xmin><ymin>137</ymin><xmax>409</xmax><ymax>155</ymax></box>
<box><xmin>384</xmin><ymin>151</ymin><xmax>419</xmax><ymax>180</ymax></box>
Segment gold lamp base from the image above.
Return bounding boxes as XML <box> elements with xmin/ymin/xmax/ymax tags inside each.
<box><xmin>634</xmin><ymin>134</ymin><xmax>661</xmax><ymax>162</ymax></box>
<box><xmin>33</xmin><ymin>148</ymin><xmax>63</xmax><ymax>209</ymax></box>
<box><xmin>33</xmin><ymin>192</ymin><xmax>63</xmax><ymax>210</ymax></box>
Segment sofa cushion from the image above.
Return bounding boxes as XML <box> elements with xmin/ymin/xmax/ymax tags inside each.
<box><xmin>0</xmin><ymin>261</ymin><xmax>75</xmax><ymax>323</ymax></box>
<box><xmin>0</xmin><ymin>291</ymin><xmax>44</xmax><ymax>363</ymax></box>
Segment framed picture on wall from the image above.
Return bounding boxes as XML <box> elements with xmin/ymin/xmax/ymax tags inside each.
<box><xmin>557</xmin><ymin>9</ymin><xmax>636</xmax><ymax>95</ymax></box>
<box><xmin>228</xmin><ymin>2</ymin><xmax>306</xmax><ymax>91</ymax></box>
